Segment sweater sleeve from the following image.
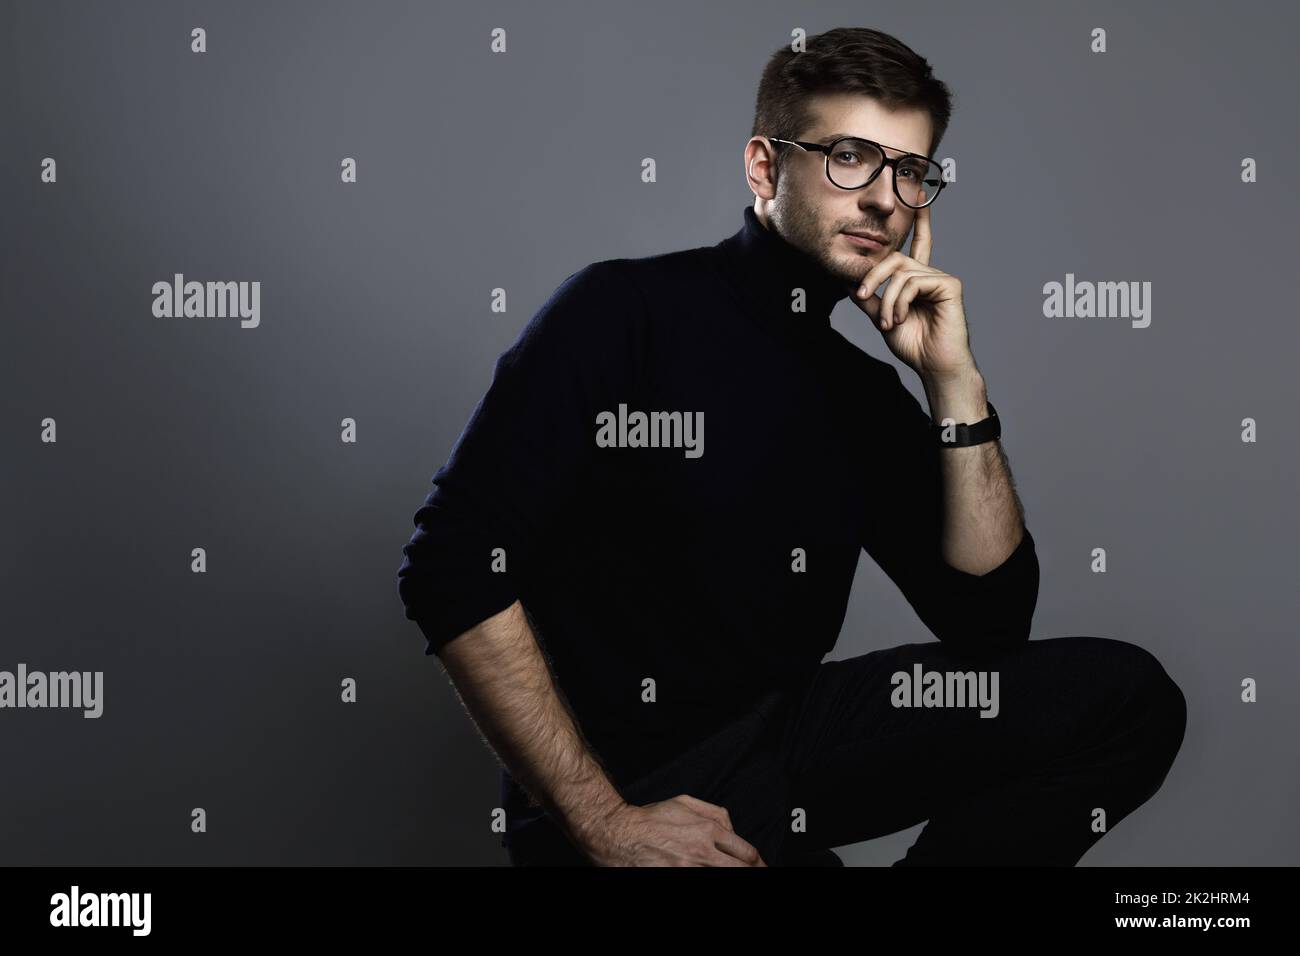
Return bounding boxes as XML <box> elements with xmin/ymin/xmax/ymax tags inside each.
<box><xmin>396</xmin><ymin>260</ymin><xmax>638</xmax><ymax>657</ymax></box>
<box><xmin>861</xmin><ymin>365</ymin><xmax>1040</xmax><ymax>660</ymax></box>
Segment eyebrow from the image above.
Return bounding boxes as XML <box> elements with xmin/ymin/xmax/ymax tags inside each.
<box><xmin>818</xmin><ymin>132</ymin><xmax>927</xmax><ymax>157</ymax></box>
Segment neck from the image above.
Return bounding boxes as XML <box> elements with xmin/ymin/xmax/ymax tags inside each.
<box><xmin>719</xmin><ymin>205</ymin><xmax>850</xmax><ymax>327</ymax></box>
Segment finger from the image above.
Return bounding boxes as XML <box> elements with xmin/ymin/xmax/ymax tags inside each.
<box><xmin>853</xmin><ymin>285</ymin><xmax>882</xmax><ymax>322</ymax></box>
<box><xmin>711</xmin><ymin>826</ymin><xmax>765</xmax><ymax>866</ymax></box>
<box><xmin>883</xmin><ymin>272</ymin><xmax>944</xmax><ymax>330</ymax></box>
<box><xmin>881</xmin><ymin>271</ymin><xmax>923</xmax><ymax>330</ymax></box>
<box><xmin>892</xmin><ymin>280</ymin><xmax>924</xmax><ymax>330</ymax></box>
<box><xmin>910</xmin><ymin>202</ymin><xmax>933</xmax><ymax>267</ymax></box>
<box><xmin>856</xmin><ymin>251</ymin><xmax>905</xmax><ymax>300</ymax></box>
<box><xmin>675</xmin><ymin>794</ymin><xmax>734</xmax><ymax>831</ymax></box>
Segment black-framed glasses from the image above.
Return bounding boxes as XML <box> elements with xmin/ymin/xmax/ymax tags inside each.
<box><xmin>767</xmin><ymin>135</ymin><xmax>947</xmax><ymax>208</ymax></box>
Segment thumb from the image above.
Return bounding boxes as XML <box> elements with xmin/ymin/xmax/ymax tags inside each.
<box><xmin>853</xmin><ymin>284</ymin><xmax>882</xmax><ymax>322</ymax></box>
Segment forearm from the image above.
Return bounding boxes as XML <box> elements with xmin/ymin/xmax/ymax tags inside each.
<box><xmin>435</xmin><ymin>600</ymin><xmax>626</xmax><ymax>852</ymax></box>
<box><xmin>921</xmin><ymin>366</ymin><xmax>1026</xmax><ymax>576</ymax></box>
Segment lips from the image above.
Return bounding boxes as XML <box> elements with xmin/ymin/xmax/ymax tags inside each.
<box><xmin>844</xmin><ymin>230</ymin><xmax>889</xmax><ymax>243</ymax></box>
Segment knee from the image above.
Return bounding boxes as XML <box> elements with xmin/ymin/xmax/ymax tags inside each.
<box><xmin>1096</xmin><ymin>637</ymin><xmax>1188</xmax><ymax>764</ymax></box>
<box><xmin>1153</xmin><ymin>665</ymin><xmax>1188</xmax><ymax>766</ymax></box>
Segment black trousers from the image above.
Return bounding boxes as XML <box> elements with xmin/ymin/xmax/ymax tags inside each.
<box><xmin>503</xmin><ymin>636</ymin><xmax>1187</xmax><ymax>866</ymax></box>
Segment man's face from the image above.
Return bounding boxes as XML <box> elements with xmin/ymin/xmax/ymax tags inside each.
<box><xmin>762</xmin><ymin>94</ymin><xmax>935</xmax><ymax>289</ymax></box>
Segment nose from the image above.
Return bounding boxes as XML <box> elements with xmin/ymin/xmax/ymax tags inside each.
<box><xmin>858</xmin><ymin>164</ymin><xmax>898</xmax><ymax>216</ymax></box>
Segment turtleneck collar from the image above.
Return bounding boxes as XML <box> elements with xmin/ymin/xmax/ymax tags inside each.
<box><xmin>713</xmin><ymin>205</ymin><xmax>852</xmax><ymax>333</ymax></box>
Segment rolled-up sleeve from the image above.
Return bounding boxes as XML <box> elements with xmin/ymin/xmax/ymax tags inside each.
<box><xmin>861</xmin><ymin>365</ymin><xmax>1040</xmax><ymax>659</ymax></box>
<box><xmin>397</xmin><ymin>261</ymin><xmax>638</xmax><ymax>656</ymax></box>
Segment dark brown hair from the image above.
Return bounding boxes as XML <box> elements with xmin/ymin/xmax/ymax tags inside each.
<box><xmin>751</xmin><ymin>27</ymin><xmax>954</xmax><ymax>161</ymax></box>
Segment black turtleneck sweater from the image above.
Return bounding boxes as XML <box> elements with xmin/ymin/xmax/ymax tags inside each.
<box><xmin>397</xmin><ymin>205</ymin><xmax>1039</xmax><ymax>795</ymax></box>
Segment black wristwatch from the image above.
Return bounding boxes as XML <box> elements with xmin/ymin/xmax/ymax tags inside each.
<box><xmin>931</xmin><ymin>400</ymin><xmax>1000</xmax><ymax>447</ymax></box>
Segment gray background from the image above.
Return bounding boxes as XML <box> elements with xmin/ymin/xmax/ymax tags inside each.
<box><xmin>2</xmin><ymin>0</ymin><xmax>1296</xmax><ymax>865</ymax></box>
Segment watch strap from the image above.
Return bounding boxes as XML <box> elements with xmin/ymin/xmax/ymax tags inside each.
<box><xmin>932</xmin><ymin>399</ymin><xmax>1000</xmax><ymax>447</ymax></box>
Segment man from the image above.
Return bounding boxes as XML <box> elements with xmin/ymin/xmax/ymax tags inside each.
<box><xmin>396</xmin><ymin>27</ymin><xmax>1186</xmax><ymax>866</ymax></box>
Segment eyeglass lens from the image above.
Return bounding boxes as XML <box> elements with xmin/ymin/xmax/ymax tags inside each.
<box><xmin>827</xmin><ymin>139</ymin><xmax>942</xmax><ymax>206</ymax></box>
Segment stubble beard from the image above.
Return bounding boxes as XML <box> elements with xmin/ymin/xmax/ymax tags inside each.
<box><xmin>770</xmin><ymin>190</ymin><xmax>889</xmax><ymax>290</ymax></box>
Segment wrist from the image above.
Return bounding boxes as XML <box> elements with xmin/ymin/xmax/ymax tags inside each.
<box><xmin>922</xmin><ymin>366</ymin><xmax>988</xmax><ymax>425</ymax></box>
<box><xmin>561</xmin><ymin>788</ymin><xmax>630</xmax><ymax>851</ymax></box>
